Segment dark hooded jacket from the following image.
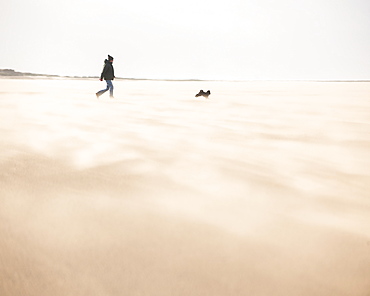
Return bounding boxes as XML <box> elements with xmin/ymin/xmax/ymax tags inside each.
<box><xmin>100</xmin><ymin>59</ymin><xmax>115</xmax><ymax>80</ymax></box>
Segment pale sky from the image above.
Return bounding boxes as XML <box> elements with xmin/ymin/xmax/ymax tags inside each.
<box><xmin>1</xmin><ymin>0</ymin><xmax>369</xmax><ymax>80</ymax></box>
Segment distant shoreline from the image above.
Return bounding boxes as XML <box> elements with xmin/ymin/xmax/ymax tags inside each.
<box><xmin>0</xmin><ymin>69</ymin><xmax>214</xmax><ymax>82</ymax></box>
<box><xmin>0</xmin><ymin>69</ymin><xmax>369</xmax><ymax>83</ymax></box>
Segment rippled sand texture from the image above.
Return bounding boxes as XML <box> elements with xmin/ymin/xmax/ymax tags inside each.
<box><xmin>1</xmin><ymin>79</ymin><xmax>369</xmax><ymax>296</ymax></box>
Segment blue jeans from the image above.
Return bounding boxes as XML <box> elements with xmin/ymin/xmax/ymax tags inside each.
<box><xmin>97</xmin><ymin>80</ymin><xmax>114</xmax><ymax>97</ymax></box>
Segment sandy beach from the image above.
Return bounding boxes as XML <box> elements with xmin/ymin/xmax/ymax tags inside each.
<box><xmin>0</xmin><ymin>78</ymin><xmax>369</xmax><ymax>296</ymax></box>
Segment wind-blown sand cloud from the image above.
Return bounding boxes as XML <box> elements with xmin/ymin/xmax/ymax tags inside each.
<box><xmin>0</xmin><ymin>78</ymin><xmax>369</xmax><ymax>295</ymax></box>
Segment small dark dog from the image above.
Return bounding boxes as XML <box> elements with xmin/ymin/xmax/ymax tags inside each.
<box><xmin>195</xmin><ymin>90</ymin><xmax>211</xmax><ymax>98</ymax></box>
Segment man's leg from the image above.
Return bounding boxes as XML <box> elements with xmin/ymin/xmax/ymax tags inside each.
<box><xmin>96</xmin><ymin>81</ymin><xmax>109</xmax><ymax>97</ymax></box>
<box><xmin>107</xmin><ymin>80</ymin><xmax>114</xmax><ymax>98</ymax></box>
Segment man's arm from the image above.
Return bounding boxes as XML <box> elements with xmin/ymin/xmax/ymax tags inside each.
<box><xmin>100</xmin><ymin>64</ymin><xmax>107</xmax><ymax>80</ymax></box>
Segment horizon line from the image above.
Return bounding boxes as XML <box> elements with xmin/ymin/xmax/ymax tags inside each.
<box><xmin>0</xmin><ymin>69</ymin><xmax>369</xmax><ymax>83</ymax></box>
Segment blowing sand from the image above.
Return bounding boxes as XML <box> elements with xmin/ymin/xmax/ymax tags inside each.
<box><xmin>0</xmin><ymin>78</ymin><xmax>369</xmax><ymax>296</ymax></box>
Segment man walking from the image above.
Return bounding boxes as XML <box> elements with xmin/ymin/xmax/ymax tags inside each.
<box><xmin>96</xmin><ymin>55</ymin><xmax>115</xmax><ymax>98</ymax></box>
